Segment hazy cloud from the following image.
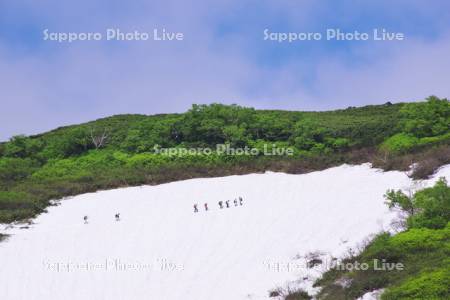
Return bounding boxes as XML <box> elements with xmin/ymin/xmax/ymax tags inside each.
<box><xmin>0</xmin><ymin>1</ymin><xmax>449</xmax><ymax>140</ymax></box>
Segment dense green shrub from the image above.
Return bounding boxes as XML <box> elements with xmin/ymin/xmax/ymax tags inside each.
<box><xmin>385</xmin><ymin>178</ymin><xmax>450</xmax><ymax>229</ymax></box>
<box><xmin>0</xmin><ymin>157</ymin><xmax>40</xmax><ymax>186</ymax></box>
<box><xmin>387</xmin><ymin>224</ymin><xmax>449</xmax><ymax>253</ymax></box>
<box><xmin>2</xmin><ymin>135</ymin><xmax>43</xmax><ymax>159</ymax></box>
<box><xmin>380</xmin><ymin>96</ymin><xmax>450</xmax><ymax>154</ymax></box>
<box><xmin>381</xmin><ymin>268</ymin><xmax>450</xmax><ymax>300</ymax></box>
<box><xmin>400</xmin><ymin>96</ymin><xmax>450</xmax><ymax>138</ymax></box>
<box><xmin>315</xmin><ymin>180</ymin><xmax>450</xmax><ymax>300</ymax></box>
<box><xmin>0</xmin><ymin>191</ymin><xmax>42</xmax><ymax>222</ymax></box>
<box><xmin>381</xmin><ymin>133</ymin><xmax>419</xmax><ymax>154</ymax></box>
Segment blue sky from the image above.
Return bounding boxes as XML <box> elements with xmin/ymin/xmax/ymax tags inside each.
<box><xmin>1</xmin><ymin>0</ymin><xmax>450</xmax><ymax>141</ymax></box>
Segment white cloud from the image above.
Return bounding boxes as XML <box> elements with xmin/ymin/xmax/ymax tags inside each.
<box><xmin>0</xmin><ymin>1</ymin><xmax>449</xmax><ymax>140</ymax></box>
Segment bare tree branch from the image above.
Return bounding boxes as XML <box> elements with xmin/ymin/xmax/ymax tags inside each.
<box><xmin>90</xmin><ymin>128</ymin><xmax>109</xmax><ymax>149</ymax></box>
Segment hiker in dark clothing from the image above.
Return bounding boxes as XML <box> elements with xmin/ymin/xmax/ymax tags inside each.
<box><xmin>204</xmin><ymin>203</ymin><xmax>209</xmax><ymax>211</ymax></box>
<box><xmin>218</xmin><ymin>201</ymin><xmax>224</xmax><ymax>209</ymax></box>
<box><xmin>115</xmin><ymin>213</ymin><xmax>120</xmax><ymax>221</ymax></box>
<box><xmin>193</xmin><ymin>204</ymin><xmax>198</xmax><ymax>213</ymax></box>
<box><xmin>239</xmin><ymin>197</ymin><xmax>243</xmax><ymax>206</ymax></box>
<box><xmin>225</xmin><ymin>200</ymin><xmax>230</xmax><ymax>208</ymax></box>
<box><xmin>83</xmin><ymin>216</ymin><xmax>88</xmax><ymax>224</ymax></box>
<box><xmin>234</xmin><ymin>199</ymin><xmax>238</xmax><ymax>206</ymax></box>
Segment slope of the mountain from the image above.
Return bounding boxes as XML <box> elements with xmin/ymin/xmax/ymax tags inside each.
<box><xmin>1</xmin><ymin>164</ymin><xmax>449</xmax><ymax>300</ymax></box>
<box><xmin>1</xmin><ymin>98</ymin><xmax>449</xmax><ymax>224</ymax></box>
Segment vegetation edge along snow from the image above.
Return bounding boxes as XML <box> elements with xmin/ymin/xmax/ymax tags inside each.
<box><xmin>0</xmin><ymin>96</ymin><xmax>449</xmax><ymax>299</ymax></box>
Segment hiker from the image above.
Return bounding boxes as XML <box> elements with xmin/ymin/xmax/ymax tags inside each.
<box><xmin>234</xmin><ymin>199</ymin><xmax>238</xmax><ymax>206</ymax></box>
<box><xmin>193</xmin><ymin>204</ymin><xmax>198</xmax><ymax>213</ymax></box>
<box><xmin>218</xmin><ymin>201</ymin><xmax>224</xmax><ymax>209</ymax></box>
<box><xmin>239</xmin><ymin>197</ymin><xmax>243</xmax><ymax>206</ymax></box>
<box><xmin>225</xmin><ymin>200</ymin><xmax>230</xmax><ymax>208</ymax></box>
<box><xmin>115</xmin><ymin>213</ymin><xmax>120</xmax><ymax>221</ymax></box>
<box><xmin>204</xmin><ymin>203</ymin><xmax>209</xmax><ymax>211</ymax></box>
<box><xmin>83</xmin><ymin>215</ymin><xmax>88</xmax><ymax>224</ymax></box>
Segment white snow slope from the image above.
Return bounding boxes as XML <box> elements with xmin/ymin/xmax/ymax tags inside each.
<box><xmin>1</xmin><ymin>163</ymin><xmax>449</xmax><ymax>300</ymax></box>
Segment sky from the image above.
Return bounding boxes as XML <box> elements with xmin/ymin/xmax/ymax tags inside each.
<box><xmin>1</xmin><ymin>0</ymin><xmax>450</xmax><ymax>141</ymax></box>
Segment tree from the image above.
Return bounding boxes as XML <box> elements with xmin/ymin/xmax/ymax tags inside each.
<box><xmin>291</xmin><ymin>118</ymin><xmax>327</xmax><ymax>150</ymax></box>
<box><xmin>400</xmin><ymin>96</ymin><xmax>450</xmax><ymax>138</ymax></box>
<box><xmin>385</xmin><ymin>178</ymin><xmax>450</xmax><ymax>229</ymax></box>
<box><xmin>41</xmin><ymin>128</ymin><xmax>92</xmax><ymax>159</ymax></box>
<box><xmin>120</xmin><ymin>117</ymin><xmax>178</xmax><ymax>153</ymax></box>
<box><xmin>409</xmin><ymin>178</ymin><xmax>450</xmax><ymax>229</ymax></box>
<box><xmin>176</xmin><ymin>103</ymin><xmax>255</xmax><ymax>146</ymax></box>
<box><xmin>249</xmin><ymin>112</ymin><xmax>294</xmax><ymax>141</ymax></box>
<box><xmin>90</xmin><ymin>128</ymin><xmax>109</xmax><ymax>149</ymax></box>
<box><xmin>223</xmin><ymin>125</ymin><xmax>248</xmax><ymax>147</ymax></box>
<box><xmin>385</xmin><ymin>189</ymin><xmax>416</xmax><ymax>216</ymax></box>
<box><xmin>3</xmin><ymin>135</ymin><xmax>42</xmax><ymax>158</ymax></box>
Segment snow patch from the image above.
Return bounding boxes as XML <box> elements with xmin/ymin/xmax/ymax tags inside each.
<box><xmin>1</xmin><ymin>164</ymin><xmax>449</xmax><ymax>300</ymax></box>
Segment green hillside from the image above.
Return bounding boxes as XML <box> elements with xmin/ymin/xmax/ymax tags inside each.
<box><xmin>0</xmin><ymin>96</ymin><xmax>449</xmax><ymax>223</ymax></box>
<box><xmin>0</xmin><ymin>96</ymin><xmax>449</xmax><ymax>300</ymax></box>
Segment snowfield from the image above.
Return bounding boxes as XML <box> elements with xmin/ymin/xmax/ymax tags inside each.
<box><xmin>1</xmin><ymin>163</ymin><xmax>450</xmax><ymax>300</ymax></box>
